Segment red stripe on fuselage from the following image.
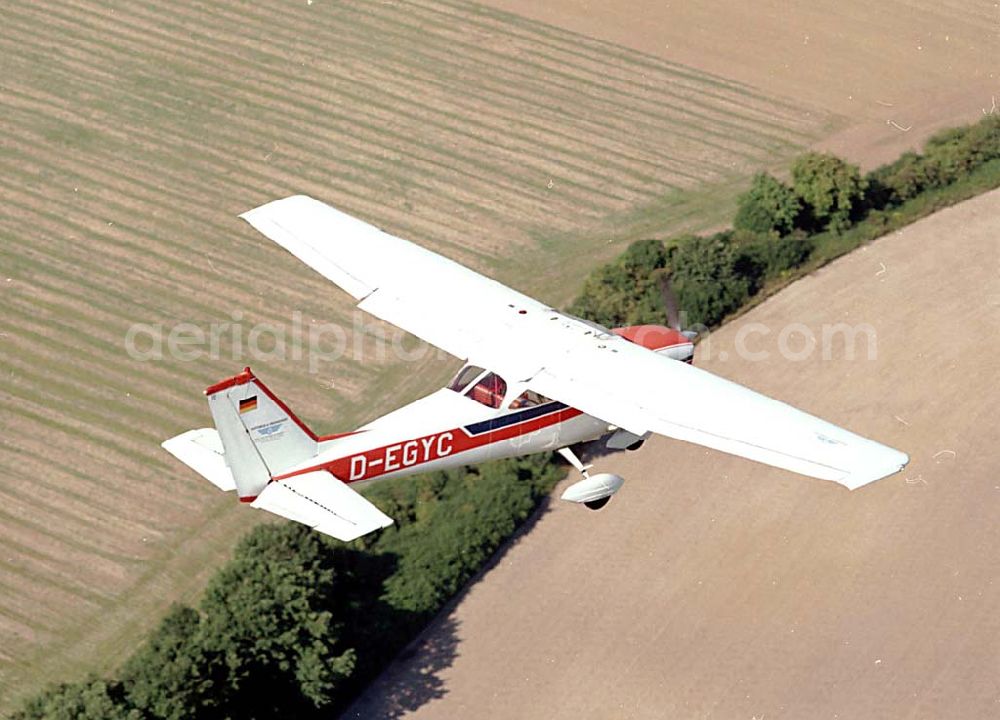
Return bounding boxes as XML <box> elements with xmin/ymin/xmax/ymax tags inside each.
<box><xmin>273</xmin><ymin>405</ymin><xmax>584</xmax><ymax>483</ymax></box>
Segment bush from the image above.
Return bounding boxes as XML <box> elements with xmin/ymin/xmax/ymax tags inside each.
<box><xmin>569</xmin><ymin>115</ymin><xmax>1000</xmax><ymax>334</ymax></box>
<box><xmin>11</xmin><ymin>680</ymin><xmax>140</xmax><ymax>720</ymax></box>
<box><xmin>733</xmin><ymin>173</ymin><xmax>801</xmax><ymax>236</ymax></box>
<box><xmin>731</xmin><ymin>230</ymin><xmax>812</xmax><ymax>281</ymax></box>
<box><xmin>869</xmin><ymin>115</ymin><xmax>1000</xmax><ymax>208</ymax></box>
<box><xmin>378</xmin><ymin>458</ymin><xmax>550</xmax><ymax>614</ymax></box>
<box><xmin>867</xmin><ymin>151</ymin><xmax>934</xmax><ymax>206</ymax></box>
<box><xmin>791</xmin><ymin>152</ymin><xmax>867</xmax><ymax>233</ymax></box>
<box><xmin>567</xmin><ymin>238</ymin><xmax>670</xmax><ymax>327</ymax></box>
<box><xmin>923</xmin><ymin>114</ymin><xmax>1000</xmax><ymax>187</ymax></box>
<box><xmin>668</xmin><ymin>232</ymin><xmax>756</xmax><ymax>328</ymax></box>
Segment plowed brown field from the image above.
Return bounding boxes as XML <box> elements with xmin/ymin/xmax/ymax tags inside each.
<box><xmin>480</xmin><ymin>0</ymin><xmax>1000</xmax><ymax>167</ymax></box>
<box><xmin>349</xmin><ymin>188</ymin><xmax>1000</xmax><ymax>720</ymax></box>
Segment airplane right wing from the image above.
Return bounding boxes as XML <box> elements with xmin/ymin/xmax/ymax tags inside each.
<box><xmin>527</xmin><ymin>351</ymin><xmax>908</xmax><ymax>490</ymax></box>
<box><xmin>251</xmin><ymin>471</ymin><xmax>394</xmax><ymax>542</ymax></box>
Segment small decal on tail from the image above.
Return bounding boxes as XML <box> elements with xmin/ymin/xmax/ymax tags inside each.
<box><xmin>252</xmin><ymin>419</ymin><xmax>287</xmax><ymax>441</ymax></box>
<box><xmin>239</xmin><ymin>396</ymin><xmax>258</xmax><ymax>414</ymax></box>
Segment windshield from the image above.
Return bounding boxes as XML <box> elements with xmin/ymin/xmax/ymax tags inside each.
<box><xmin>447</xmin><ymin>365</ymin><xmax>485</xmax><ymax>393</ymax></box>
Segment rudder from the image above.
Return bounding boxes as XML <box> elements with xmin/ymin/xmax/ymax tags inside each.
<box><xmin>204</xmin><ymin>367</ymin><xmax>317</xmax><ymax>501</ymax></box>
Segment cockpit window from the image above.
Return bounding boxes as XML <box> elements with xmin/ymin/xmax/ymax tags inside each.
<box><xmin>465</xmin><ymin>372</ymin><xmax>507</xmax><ymax>409</ymax></box>
<box><xmin>448</xmin><ymin>365</ymin><xmax>485</xmax><ymax>393</ymax></box>
<box><xmin>509</xmin><ymin>390</ymin><xmax>552</xmax><ymax>409</ymax></box>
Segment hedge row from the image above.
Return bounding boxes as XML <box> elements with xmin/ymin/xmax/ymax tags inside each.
<box><xmin>14</xmin><ymin>456</ymin><xmax>563</xmax><ymax>719</ymax></box>
<box><xmin>570</xmin><ymin>113</ymin><xmax>1000</xmax><ymax>329</ymax></box>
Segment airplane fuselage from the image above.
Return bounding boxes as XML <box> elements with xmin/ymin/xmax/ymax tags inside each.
<box><xmin>272</xmin><ymin>386</ymin><xmax>611</xmax><ymax>487</ymax></box>
<box><xmin>268</xmin><ymin>329</ymin><xmax>695</xmax><ymax>490</ymax></box>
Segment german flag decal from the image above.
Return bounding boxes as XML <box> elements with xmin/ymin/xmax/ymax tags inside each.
<box><xmin>239</xmin><ymin>396</ymin><xmax>258</xmax><ymax>414</ymax></box>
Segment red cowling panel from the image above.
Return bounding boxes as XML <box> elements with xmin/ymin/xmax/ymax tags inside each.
<box><xmin>612</xmin><ymin>325</ymin><xmax>689</xmax><ymax>351</ymax></box>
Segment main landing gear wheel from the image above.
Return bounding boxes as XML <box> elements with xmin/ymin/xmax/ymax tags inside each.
<box><xmin>557</xmin><ymin>447</ymin><xmax>624</xmax><ymax>510</ymax></box>
<box><xmin>584</xmin><ymin>496</ymin><xmax>612</xmax><ymax>511</ymax></box>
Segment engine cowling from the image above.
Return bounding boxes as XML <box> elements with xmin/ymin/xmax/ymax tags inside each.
<box><xmin>560</xmin><ymin>473</ymin><xmax>624</xmax><ymax>510</ymax></box>
<box><xmin>612</xmin><ymin>325</ymin><xmax>694</xmax><ymax>363</ymax></box>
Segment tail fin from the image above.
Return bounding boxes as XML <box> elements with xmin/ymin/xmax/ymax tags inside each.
<box><xmin>162</xmin><ymin>367</ymin><xmax>394</xmax><ymax>541</ymax></box>
<box><xmin>202</xmin><ymin>367</ymin><xmax>318</xmax><ymax>501</ymax></box>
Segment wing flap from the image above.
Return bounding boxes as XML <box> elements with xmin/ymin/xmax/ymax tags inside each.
<box><xmin>240</xmin><ymin>196</ymin><xmax>379</xmax><ymax>300</ymax></box>
<box><xmin>252</xmin><ymin>471</ymin><xmax>394</xmax><ymax>542</ymax></box>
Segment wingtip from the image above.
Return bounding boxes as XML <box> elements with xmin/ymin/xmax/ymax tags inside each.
<box><xmin>161</xmin><ymin>429</ymin><xmax>196</xmax><ymax>452</ymax></box>
<box><xmin>239</xmin><ymin>194</ymin><xmax>317</xmax><ymax>221</ymax></box>
<box><xmin>841</xmin><ymin>449</ymin><xmax>910</xmax><ymax>491</ymax></box>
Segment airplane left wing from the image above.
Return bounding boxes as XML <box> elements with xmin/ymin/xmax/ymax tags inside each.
<box><xmin>241</xmin><ymin>195</ymin><xmax>552</xmax><ymax>374</ymax></box>
<box><xmin>242</xmin><ymin>195</ymin><xmax>908</xmax><ymax>490</ymax></box>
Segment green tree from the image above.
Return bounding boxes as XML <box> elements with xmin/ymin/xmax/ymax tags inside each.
<box><xmin>11</xmin><ymin>679</ymin><xmax>141</xmax><ymax>720</ymax></box>
<box><xmin>669</xmin><ymin>233</ymin><xmax>756</xmax><ymax>327</ymax></box>
<box><xmin>733</xmin><ymin>172</ymin><xmax>801</xmax><ymax>236</ymax></box>
<box><xmin>121</xmin><ymin>604</ymin><xmax>218</xmax><ymax>720</ymax></box>
<box><xmin>568</xmin><ymin>238</ymin><xmax>669</xmax><ymax>327</ymax></box>
<box><xmin>196</xmin><ymin>523</ymin><xmax>357</xmax><ymax>718</ymax></box>
<box><xmin>791</xmin><ymin>152</ymin><xmax>867</xmax><ymax>233</ymax></box>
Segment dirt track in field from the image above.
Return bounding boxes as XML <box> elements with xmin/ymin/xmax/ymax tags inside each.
<box><xmin>348</xmin><ymin>188</ymin><xmax>1000</xmax><ymax>719</ymax></box>
<box><xmin>479</xmin><ymin>0</ymin><xmax>1000</xmax><ymax>168</ymax></box>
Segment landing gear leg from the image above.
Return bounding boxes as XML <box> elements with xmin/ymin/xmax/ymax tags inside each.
<box><xmin>557</xmin><ymin>446</ymin><xmax>593</xmax><ymax>478</ymax></box>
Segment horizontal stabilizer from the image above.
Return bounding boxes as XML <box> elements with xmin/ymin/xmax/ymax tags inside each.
<box><xmin>252</xmin><ymin>471</ymin><xmax>394</xmax><ymax>542</ymax></box>
<box><xmin>162</xmin><ymin>429</ymin><xmax>236</xmax><ymax>492</ymax></box>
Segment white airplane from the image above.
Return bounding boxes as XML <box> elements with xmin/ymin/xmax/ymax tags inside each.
<box><xmin>163</xmin><ymin>196</ymin><xmax>908</xmax><ymax>542</ymax></box>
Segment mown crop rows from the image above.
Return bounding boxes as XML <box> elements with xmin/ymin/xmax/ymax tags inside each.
<box><xmin>0</xmin><ymin>0</ymin><xmax>826</xmax><ymax>708</ymax></box>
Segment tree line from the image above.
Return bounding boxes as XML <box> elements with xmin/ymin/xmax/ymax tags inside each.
<box><xmin>570</xmin><ymin>113</ymin><xmax>1000</xmax><ymax>329</ymax></box>
<box><xmin>14</xmin><ymin>456</ymin><xmax>562</xmax><ymax>719</ymax></box>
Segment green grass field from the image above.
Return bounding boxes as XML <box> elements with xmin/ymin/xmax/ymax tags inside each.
<box><xmin>0</xmin><ymin>0</ymin><xmax>831</xmax><ymax>709</ymax></box>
